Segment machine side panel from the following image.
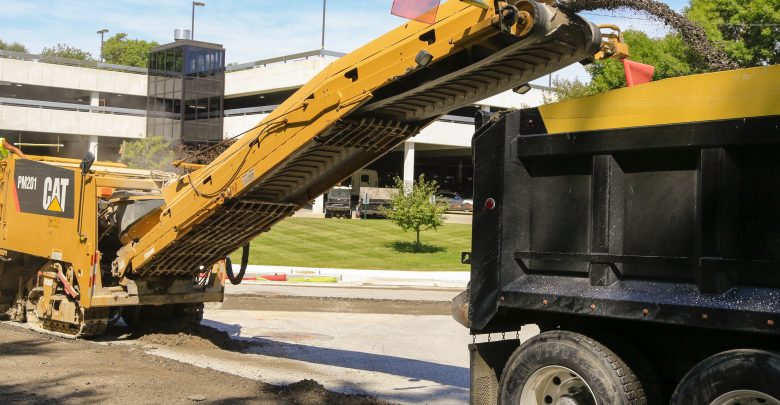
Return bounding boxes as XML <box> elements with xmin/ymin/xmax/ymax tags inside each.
<box><xmin>0</xmin><ymin>158</ymin><xmax>97</xmax><ymax>307</ymax></box>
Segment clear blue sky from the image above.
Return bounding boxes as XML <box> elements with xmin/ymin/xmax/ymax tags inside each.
<box><xmin>1</xmin><ymin>0</ymin><xmax>689</xmax><ymax>80</ymax></box>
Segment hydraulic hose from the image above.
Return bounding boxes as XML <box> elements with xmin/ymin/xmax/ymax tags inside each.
<box><xmin>225</xmin><ymin>244</ymin><xmax>250</xmax><ymax>285</ymax></box>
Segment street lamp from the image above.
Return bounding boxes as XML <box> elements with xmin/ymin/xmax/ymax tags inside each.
<box><xmin>192</xmin><ymin>1</ymin><xmax>205</xmax><ymax>40</ymax></box>
<box><xmin>97</xmin><ymin>29</ymin><xmax>109</xmax><ymax>62</ymax></box>
<box><xmin>321</xmin><ymin>0</ymin><xmax>326</xmax><ymax>50</ymax></box>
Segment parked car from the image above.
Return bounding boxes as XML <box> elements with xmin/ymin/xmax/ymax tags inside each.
<box><xmin>436</xmin><ymin>191</ymin><xmax>473</xmax><ymax>212</ymax></box>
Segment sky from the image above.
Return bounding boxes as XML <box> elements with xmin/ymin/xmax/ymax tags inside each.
<box><xmin>0</xmin><ymin>0</ymin><xmax>690</xmax><ymax>82</ymax></box>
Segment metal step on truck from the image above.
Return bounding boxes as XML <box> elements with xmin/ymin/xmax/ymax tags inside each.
<box><xmin>453</xmin><ymin>65</ymin><xmax>780</xmax><ymax>404</ymax></box>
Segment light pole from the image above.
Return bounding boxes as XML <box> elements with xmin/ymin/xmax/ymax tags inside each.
<box><xmin>97</xmin><ymin>29</ymin><xmax>108</xmax><ymax>62</ymax></box>
<box><xmin>192</xmin><ymin>2</ymin><xmax>205</xmax><ymax>40</ymax></box>
<box><xmin>321</xmin><ymin>0</ymin><xmax>326</xmax><ymax>51</ymax></box>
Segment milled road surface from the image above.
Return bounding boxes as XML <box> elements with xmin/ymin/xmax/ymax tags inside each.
<box><xmin>1</xmin><ymin>285</ymin><xmax>539</xmax><ymax>405</ymax></box>
<box><xmin>0</xmin><ymin>321</ymin><xmax>385</xmax><ymax>404</ymax></box>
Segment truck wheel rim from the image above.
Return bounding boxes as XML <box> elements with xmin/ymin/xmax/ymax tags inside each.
<box><xmin>519</xmin><ymin>365</ymin><xmax>597</xmax><ymax>405</ymax></box>
<box><xmin>710</xmin><ymin>390</ymin><xmax>780</xmax><ymax>405</ymax></box>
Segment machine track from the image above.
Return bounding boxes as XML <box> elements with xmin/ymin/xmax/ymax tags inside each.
<box><xmin>24</xmin><ymin>289</ymin><xmax>109</xmax><ymax>338</ymax></box>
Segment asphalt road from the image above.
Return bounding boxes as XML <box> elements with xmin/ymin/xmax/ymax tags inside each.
<box><xmin>3</xmin><ymin>283</ymin><xmax>538</xmax><ymax>404</ymax></box>
<box><xmin>160</xmin><ymin>287</ymin><xmax>473</xmax><ymax>404</ymax></box>
<box><xmin>154</xmin><ymin>285</ymin><xmax>539</xmax><ymax>405</ymax></box>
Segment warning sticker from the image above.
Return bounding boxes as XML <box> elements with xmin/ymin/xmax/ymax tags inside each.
<box><xmin>241</xmin><ymin>168</ymin><xmax>256</xmax><ymax>187</ymax></box>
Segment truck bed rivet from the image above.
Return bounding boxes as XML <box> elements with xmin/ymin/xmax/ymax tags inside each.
<box><xmin>590</xmin><ymin>304</ymin><xmax>596</xmax><ymax>311</ymax></box>
<box><xmin>768</xmin><ymin>320</ymin><xmax>774</xmax><ymax>326</ymax></box>
<box><xmin>542</xmin><ymin>299</ymin><xmax>548</xmax><ymax>305</ymax></box>
<box><xmin>702</xmin><ymin>313</ymin><xmax>709</xmax><ymax>320</ymax></box>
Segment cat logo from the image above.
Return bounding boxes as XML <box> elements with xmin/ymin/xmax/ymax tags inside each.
<box><xmin>13</xmin><ymin>160</ymin><xmax>74</xmax><ymax>219</ymax></box>
<box><xmin>42</xmin><ymin>177</ymin><xmax>69</xmax><ymax>213</ymax></box>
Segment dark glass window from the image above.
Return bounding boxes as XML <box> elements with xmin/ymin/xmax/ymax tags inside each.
<box><xmin>147</xmin><ymin>42</ymin><xmax>224</xmax><ymax>145</ymax></box>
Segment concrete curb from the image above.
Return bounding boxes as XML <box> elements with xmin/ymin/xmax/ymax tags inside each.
<box><xmin>231</xmin><ymin>264</ymin><xmax>469</xmax><ymax>288</ymax></box>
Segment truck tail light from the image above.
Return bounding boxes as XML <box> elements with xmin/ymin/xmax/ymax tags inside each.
<box><xmin>485</xmin><ymin>198</ymin><xmax>496</xmax><ymax>210</ymax></box>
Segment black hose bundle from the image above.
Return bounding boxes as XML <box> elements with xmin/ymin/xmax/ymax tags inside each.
<box><xmin>225</xmin><ymin>244</ymin><xmax>250</xmax><ymax>285</ymax></box>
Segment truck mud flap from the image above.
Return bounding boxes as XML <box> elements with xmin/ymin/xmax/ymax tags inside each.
<box><xmin>470</xmin><ymin>339</ymin><xmax>520</xmax><ymax>405</ymax></box>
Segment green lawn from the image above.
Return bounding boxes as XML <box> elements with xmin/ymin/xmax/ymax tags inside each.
<box><xmin>233</xmin><ymin>217</ymin><xmax>471</xmax><ymax>271</ymax></box>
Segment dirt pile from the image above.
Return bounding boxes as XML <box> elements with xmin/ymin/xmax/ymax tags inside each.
<box><xmin>269</xmin><ymin>379</ymin><xmax>391</xmax><ymax>405</ymax></box>
<box><xmin>560</xmin><ymin>0</ymin><xmax>738</xmax><ymax>71</ymax></box>
<box><xmin>130</xmin><ymin>323</ymin><xmax>253</xmax><ymax>351</ymax></box>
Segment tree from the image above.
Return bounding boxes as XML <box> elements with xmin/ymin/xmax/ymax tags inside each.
<box><xmin>544</xmin><ymin>30</ymin><xmax>701</xmax><ymax>100</ymax></box>
<box><xmin>120</xmin><ymin>136</ymin><xmax>175</xmax><ymax>171</ymax></box>
<box><xmin>102</xmin><ymin>33</ymin><xmax>158</xmax><ymax>68</ymax></box>
<box><xmin>686</xmin><ymin>0</ymin><xmax>780</xmax><ymax>66</ymax></box>
<box><xmin>382</xmin><ymin>175</ymin><xmax>447</xmax><ymax>252</ymax></box>
<box><xmin>543</xmin><ymin>0</ymin><xmax>777</xmax><ymax>100</ymax></box>
<box><xmin>40</xmin><ymin>44</ymin><xmax>93</xmax><ymax>61</ymax></box>
<box><xmin>542</xmin><ymin>77</ymin><xmax>598</xmax><ymax>103</ymax></box>
<box><xmin>0</xmin><ymin>40</ymin><xmax>28</xmax><ymax>53</ymax></box>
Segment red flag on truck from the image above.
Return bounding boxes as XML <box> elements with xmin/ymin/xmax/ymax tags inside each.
<box><xmin>391</xmin><ymin>0</ymin><xmax>441</xmax><ymax>24</ymax></box>
<box><xmin>622</xmin><ymin>59</ymin><xmax>655</xmax><ymax>87</ymax></box>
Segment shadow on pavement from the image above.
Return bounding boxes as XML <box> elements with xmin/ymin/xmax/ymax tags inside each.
<box><xmin>204</xmin><ymin>319</ymin><xmax>470</xmax><ymax>389</ymax></box>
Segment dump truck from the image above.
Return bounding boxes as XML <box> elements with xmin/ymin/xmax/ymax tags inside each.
<box><xmin>453</xmin><ymin>65</ymin><xmax>780</xmax><ymax>404</ymax></box>
<box><xmin>0</xmin><ymin>0</ymin><xmax>618</xmax><ymax>336</ymax></box>
<box><xmin>359</xmin><ymin>187</ymin><xmax>396</xmax><ymax>218</ymax></box>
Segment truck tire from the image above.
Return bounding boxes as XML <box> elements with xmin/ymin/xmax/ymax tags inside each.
<box><xmin>670</xmin><ymin>350</ymin><xmax>780</xmax><ymax>405</ymax></box>
<box><xmin>499</xmin><ymin>330</ymin><xmax>648</xmax><ymax>405</ymax></box>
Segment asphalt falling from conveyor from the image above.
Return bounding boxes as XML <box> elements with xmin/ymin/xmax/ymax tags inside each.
<box><xmin>560</xmin><ymin>0</ymin><xmax>738</xmax><ymax>71</ymax></box>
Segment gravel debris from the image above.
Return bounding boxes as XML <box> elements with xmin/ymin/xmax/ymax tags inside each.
<box><xmin>560</xmin><ymin>0</ymin><xmax>738</xmax><ymax>71</ymax></box>
<box><xmin>129</xmin><ymin>323</ymin><xmax>254</xmax><ymax>351</ymax></box>
<box><xmin>187</xmin><ymin>394</ymin><xmax>207</xmax><ymax>402</ymax></box>
<box><xmin>270</xmin><ymin>379</ymin><xmax>391</xmax><ymax>405</ymax></box>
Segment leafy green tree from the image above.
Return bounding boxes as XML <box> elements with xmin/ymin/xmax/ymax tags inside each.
<box><xmin>382</xmin><ymin>175</ymin><xmax>447</xmax><ymax>252</ymax></box>
<box><xmin>542</xmin><ymin>77</ymin><xmax>598</xmax><ymax>103</ymax></box>
<box><xmin>40</xmin><ymin>44</ymin><xmax>94</xmax><ymax>61</ymax></box>
<box><xmin>102</xmin><ymin>33</ymin><xmax>158</xmax><ymax>68</ymax></box>
<box><xmin>0</xmin><ymin>40</ymin><xmax>28</xmax><ymax>53</ymax></box>
<box><xmin>120</xmin><ymin>136</ymin><xmax>175</xmax><ymax>171</ymax></box>
<box><xmin>686</xmin><ymin>0</ymin><xmax>780</xmax><ymax>66</ymax></box>
<box><xmin>544</xmin><ymin>0</ymin><xmax>778</xmax><ymax>100</ymax></box>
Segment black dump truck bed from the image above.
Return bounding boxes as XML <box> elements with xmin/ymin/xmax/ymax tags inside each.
<box><xmin>469</xmin><ymin>110</ymin><xmax>780</xmax><ymax>336</ymax></box>
<box><xmin>461</xmin><ymin>66</ymin><xmax>780</xmax><ymax>404</ymax></box>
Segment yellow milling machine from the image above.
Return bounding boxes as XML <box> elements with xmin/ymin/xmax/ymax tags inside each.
<box><xmin>0</xmin><ymin>0</ymin><xmax>626</xmax><ymax>336</ymax></box>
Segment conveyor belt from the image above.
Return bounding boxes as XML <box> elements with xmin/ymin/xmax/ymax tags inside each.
<box><xmin>132</xmin><ymin>2</ymin><xmax>602</xmax><ymax>278</ymax></box>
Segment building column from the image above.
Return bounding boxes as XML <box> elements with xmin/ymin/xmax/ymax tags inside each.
<box><xmin>90</xmin><ymin>91</ymin><xmax>101</xmax><ymax>107</ymax></box>
<box><xmin>403</xmin><ymin>141</ymin><xmax>415</xmax><ymax>191</ymax></box>
<box><xmin>312</xmin><ymin>194</ymin><xmax>324</xmax><ymax>214</ymax></box>
<box><xmin>88</xmin><ymin>136</ymin><xmax>99</xmax><ymax>160</ymax></box>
